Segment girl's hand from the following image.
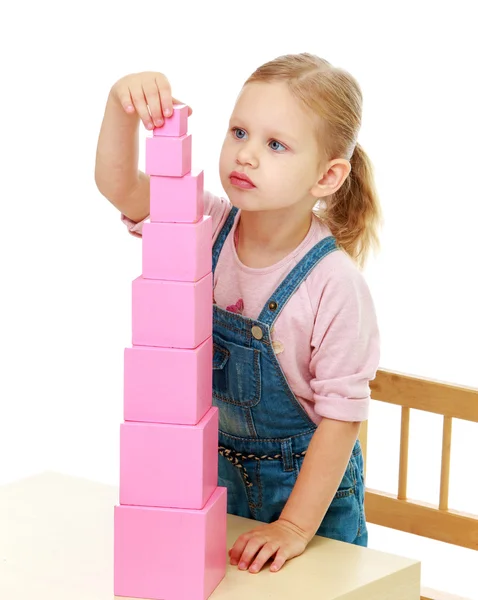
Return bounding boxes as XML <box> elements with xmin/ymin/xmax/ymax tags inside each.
<box><xmin>111</xmin><ymin>71</ymin><xmax>192</xmax><ymax>131</ymax></box>
<box><xmin>229</xmin><ymin>518</ymin><xmax>310</xmax><ymax>574</ymax></box>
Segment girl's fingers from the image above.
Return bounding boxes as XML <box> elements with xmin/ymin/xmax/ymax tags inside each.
<box><xmin>270</xmin><ymin>551</ymin><xmax>288</xmax><ymax>572</ymax></box>
<box><xmin>238</xmin><ymin>538</ymin><xmax>264</xmax><ymax>570</ymax></box>
<box><xmin>156</xmin><ymin>79</ymin><xmax>173</xmax><ymax>119</ymax></box>
<box><xmin>229</xmin><ymin>532</ymin><xmax>252</xmax><ymax>566</ymax></box>
<box><xmin>249</xmin><ymin>542</ymin><xmax>280</xmax><ymax>573</ymax></box>
<box><xmin>112</xmin><ymin>72</ymin><xmax>188</xmax><ymax>128</ymax></box>
<box><xmin>143</xmin><ymin>82</ymin><xmax>163</xmax><ymax>127</ymax></box>
<box><xmin>130</xmin><ymin>86</ymin><xmax>154</xmax><ymax>130</ymax></box>
<box><xmin>116</xmin><ymin>86</ymin><xmax>135</xmax><ymax>114</ymax></box>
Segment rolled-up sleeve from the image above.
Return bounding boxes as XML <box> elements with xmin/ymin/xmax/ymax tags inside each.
<box><xmin>120</xmin><ymin>213</ymin><xmax>148</xmax><ymax>237</ymax></box>
<box><xmin>309</xmin><ymin>268</ymin><xmax>380</xmax><ymax>422</ymax></box>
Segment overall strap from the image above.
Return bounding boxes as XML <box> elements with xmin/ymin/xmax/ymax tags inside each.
<box><xmin>212</xmin><ymin>206</ymin><xmax>239</xmax><ymax>274</ymax></box>
<box><xmin>257</xmin><ymin>236</ymin><xmax>339</xmax><ymax>327</ymax></box>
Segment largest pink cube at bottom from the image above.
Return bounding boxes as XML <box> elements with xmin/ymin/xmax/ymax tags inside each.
<box><xmin>114</xmin><ymin>487</ymin><xmax>227</xmax><ymax>600</ymax></box>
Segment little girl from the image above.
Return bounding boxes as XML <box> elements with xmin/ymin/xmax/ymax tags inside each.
<box><xmin>95</xmin><ymin>52</ymin><xmax>381</xmax><ymax>575</ymax></box>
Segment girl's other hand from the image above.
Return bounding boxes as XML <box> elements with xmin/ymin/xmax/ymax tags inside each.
<box><xmin>229</xmin><ymin>518</ymin><xmax>310</xmax><ymax>573</ymax></box>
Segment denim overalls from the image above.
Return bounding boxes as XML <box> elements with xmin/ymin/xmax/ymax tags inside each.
<box><xmin>212</xmin><ymin>207</ymin><xmax>367</xmax><ymax>546</ymax></box>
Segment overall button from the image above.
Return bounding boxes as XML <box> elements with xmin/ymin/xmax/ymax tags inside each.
<box><xmin>251</xmin><ymin>325</ymin><xmax>263</xmax><ymax>340</ymax></box>
<box><xmin>268</xmin><ymin>300</ymin><xmax>278</xmax><ymax>311</ymax></box>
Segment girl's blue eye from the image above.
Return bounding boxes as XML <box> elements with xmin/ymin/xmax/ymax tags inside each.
<box><xmin>231</xmin><ymin>128</ymin><xmax>286</xmax><ymax>152</ymax></box>
<box><xmin>233</xmin><ymin>128</ymin><xmax>247</xmax><ymax>139</ymax></box>
<box><xmin>269</xmin><ymin>140</ymin><xmax>286</xmax><ymax>152</ymax></box>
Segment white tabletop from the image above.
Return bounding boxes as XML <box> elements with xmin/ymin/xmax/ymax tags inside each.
<box><xmin>0</xmin><ymin>472</ymin><xmax>420</xmax><ymax>599</ymax></box>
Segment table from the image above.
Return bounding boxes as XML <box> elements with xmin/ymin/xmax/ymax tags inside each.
<box><xmin>0</xmin><ymin>472</ymin><xmax>420</xmax><ymax>599</ymax></box>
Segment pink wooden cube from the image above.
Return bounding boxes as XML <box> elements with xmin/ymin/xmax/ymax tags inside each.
<box><xmin>124</xmin><ymin>337</ymin><xmax>212</xmax><ymax>425</ymax></box>
<box><xmin>153</xmin><ymin>103</ymin><xmax>188</xmax><ymax>137</ymax></box>
<box><xmin>146</xmin><ymin>134</ymin><xmax>192</xmax><ymax>177</ymax></box>
<box><xmin>114</xmin><ymin>487</ymin><xmax>227</xmax><ymax>600</ymax></box>
<box><xmin>132</xmin><ymin>272</ymin><xmax>212</xmax><ymax>349</ymax></box>
<box><xmin>150</xmin><ymin>170</ymin><xmax>204</xmax><ymax>223</ymax></box>
<box><xmin>120</xmin><ymin>407</ymin><xmax>218</xmax><ymax>509</ymax></box>
<box><xmin>142</xmin><ymin>216</ymin><xmax>212</xmax><ymax>282</ymax></box>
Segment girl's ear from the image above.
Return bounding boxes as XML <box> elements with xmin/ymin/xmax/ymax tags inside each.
<box><xmin>310</xmin><ymin>159</ymin><xmax>351</xmax><ymax>199</ymax></box>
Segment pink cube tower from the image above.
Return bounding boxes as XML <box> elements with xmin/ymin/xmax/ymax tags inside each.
<box><xmin>115</xmin><ymin>104</ymin><xmax>227</xmax><ymax>600</ymax></box>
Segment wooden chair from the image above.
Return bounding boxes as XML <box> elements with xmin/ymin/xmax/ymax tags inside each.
<box><xmin>359</xmin><ymin>369</ymin><xmax>478</xmax><ymax>600</ymax></box>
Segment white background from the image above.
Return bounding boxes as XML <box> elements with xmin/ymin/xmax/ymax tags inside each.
<box><xmin>1</xmin><ymin>0</ymin><xmax>477</xmax><ymax>597</ymax></box>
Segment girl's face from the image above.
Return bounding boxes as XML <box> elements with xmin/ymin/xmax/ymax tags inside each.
<box><xmin>219</xmin><ymin>81</ymin><xmax>324</xmax><ymax>213</ymax></box>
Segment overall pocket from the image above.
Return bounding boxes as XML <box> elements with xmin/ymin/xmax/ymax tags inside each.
<box><xmin>212</xmin><ymin>337</ymin><xmax>262</xmax><ymax>408</ymax></box>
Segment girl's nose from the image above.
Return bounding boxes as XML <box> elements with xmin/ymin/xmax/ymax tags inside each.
<box><xmin>236</xmin><ymin>147</ymin><xmax>259</xmax><ymax>168</ymax></box>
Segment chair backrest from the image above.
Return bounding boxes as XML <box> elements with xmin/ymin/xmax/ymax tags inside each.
<box><xmin>359</xmin><ymin>369</ymin><xmax>478</xmax><ymax>600</ymax></box>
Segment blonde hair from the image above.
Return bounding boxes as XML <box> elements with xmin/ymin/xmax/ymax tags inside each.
<box><xmin>244</xmin><ymin>53</ymin><xmax>382</xmax><ymax>269</ymax></box>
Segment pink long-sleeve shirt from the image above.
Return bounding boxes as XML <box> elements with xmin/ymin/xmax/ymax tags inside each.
<box><xmin>122</xmin><ymin>191</ymin><xmax>380</xmax><ymax>424</ymax></box>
